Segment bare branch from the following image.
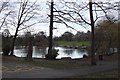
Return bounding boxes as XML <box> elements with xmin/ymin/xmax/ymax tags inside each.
<box><xmin>0</xmin><ymin>10</ymin><xmax>12</xmax><ymax>28</ymax></box>
<box><xmin>74</xmin><ymin>11</ymin><xmax>91</xmax><ymax>25</ymax></box>
<box><xmin>0</xmin><ymin>1</ymin><xmax>9</xmax><ymax>13</ymax></box>
<box><xmin>0</xmin><ymin>0</ymin><xmax>13</xmax><ymax>29</ymax></box>
<box><xmin>54</xmin><ymin>16</ymin><xmax>78</xmax><ymax>32</ymax></box>
<box><xmin>20</xmin><ymin>14</ymin><xmax>35</xmax><ymax>25</ymax></box>
<box><xmin>18</xmin><ymin>21</ymin><xmax>40</xmax><ymax>31</ymax></box>
<box><xmin>93</xmin><ymin>2</ymin><xmax>115</xmax><ymax>22</ymax></box>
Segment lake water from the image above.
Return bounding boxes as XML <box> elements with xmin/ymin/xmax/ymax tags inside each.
<box><xmin>14</xmin><ymin>46</ymin><xmax>88</xmax><ymax>59</ymax></box>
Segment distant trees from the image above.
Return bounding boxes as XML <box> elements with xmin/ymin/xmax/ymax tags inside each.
<box><xmin>15</xmin><ymin>31</ymin><xmax>48</xmax><ymax>47</ymax></box>
<box><xmin>54</xmin><ymin>31</ymin><xmax>91</xmax><ymax>42</ymax></box>
<box><xmin>61</xmin><ymin>31</ymin><xmax>74</xmax><ymax>41</ymax></box>
<box><xmin>74</xmin><ymin>31</ymin><xmax>91</xmax><ymax>41</ymax></box>
<box><xmin>33</xmin><ymin>31</ymin><xmax>48</xmax><ymax>47</ymax></box>
<box><xmin>15</xmin><ymin>36</ymin><xmax>24</xmax><ymax>46</ymax></box>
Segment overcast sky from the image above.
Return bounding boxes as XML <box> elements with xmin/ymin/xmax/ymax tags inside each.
<box><xmin>0</xmin><ymin>0</ymin><xmax>119</xmax><ymax>37</ymax></box>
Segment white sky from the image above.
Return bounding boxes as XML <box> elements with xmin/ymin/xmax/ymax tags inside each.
<box><xmin>0</xmin><ymin>0</ymin><xmax>119</xmax><ymax>37</ymax></box>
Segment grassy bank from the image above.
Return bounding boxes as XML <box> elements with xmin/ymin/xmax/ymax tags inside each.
<box><xmin>71</xmin><ymin>69</ymin><xmax>118</xmax><ymax>78</ymax></box>
<box><xmin>2</xmin><ymin>56</ymin><xmax>90</xmax><ymax>69</ymax></box>
<box><xmin>55</xmin><ymin>40</ymin><xmax>91</xmax><ymax>47</ymax></box>
<box><xmin>26</xmin><ymin>59</ymin><xmax>90</xmax><ymax>69</ymax></box>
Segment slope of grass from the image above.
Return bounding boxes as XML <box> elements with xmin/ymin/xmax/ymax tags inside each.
<box><xmin>71</xmin><ymin>70</ymin><xmax>118</xmax><ymax>78</ymax></box>
<box><xmin>55</xmin><ymin>40</ymin><xmax>91</xmax><ymax>47</ymax></box>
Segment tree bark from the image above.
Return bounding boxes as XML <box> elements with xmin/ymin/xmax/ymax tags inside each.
<box><xmin>89</xmin><ymin>0</ymin><xmax>96</xmax><ymax>65</ymax></box>
<box><xmin>26</xmin><ymin>36</ymin><xmax>33</xmax><ymax>61</ymax></box>
<box><xmin>10</xmin><ymin>24</ymin><xmax>19</xmax><ymax>56</ymax></box>
<box><xmin>48</xmin><ymin>0</ymin><xmax>54</xmax><ymax>55</ymax></box>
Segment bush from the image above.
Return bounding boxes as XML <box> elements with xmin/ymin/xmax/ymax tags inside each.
<box><xmin>2</xmin><ymin>43</ymin><xmax>11</xmax><ymax>56</ymax></box>
<box><xmin>45</xmin><ymin>49</ymin><xmax>59</xmax><ymax>60</ymax></box>
<box><xmin>2</xmin><ymin>36</ymin><xmax>11</xmax><ymax>56</ymax></box>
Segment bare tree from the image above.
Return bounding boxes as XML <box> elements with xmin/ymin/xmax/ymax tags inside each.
<box><xmin>0</xmin><ymin>0</ymin><xmax>12</xmax><ymax>30</ymax></box>
<box><xmin>51</xmin><ymin>0</ymin><xmax>118</xmax><ymax>65</ymax></box>
<box><xmin>10</xmin><ymin>0</ymin><xmax>41</xmax><ymax>56</ymax></box>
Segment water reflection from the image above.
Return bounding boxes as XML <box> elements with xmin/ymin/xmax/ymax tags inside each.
<box><xmin>14</xmin><ymin>46</ymin><xmax>88</xmax><ymax>59</ymax></box>
<box><xmin>14</xmin><ymin>46</ymin><xmax>28</xmax><ymax>57</ymax></box>
<box><xmin>63</xmin><ymin>49</ymin><xmax>74</xmax><ymax>55</ymax></box>
<box><xmin>32</xmin><ymin>46</ymin><xmax>47</xmax><ymax>58</ymax></box>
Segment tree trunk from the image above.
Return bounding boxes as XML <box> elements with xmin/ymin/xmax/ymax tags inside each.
<box><xmin>10</xmin><ymin>26</ymin><xmax>19</xmax><ymax>56</ymax></box>
<box><xmin>0</xmin><ymin>34</ymin><xmax>2</xmax><ymax>52</ymax></box>
<box><xmin>26</xmin><ymin>36</ymin><xmax>33</xmax><ymax>61</ymax></box>
<box><xmin>48</xmin><ymin>0</ymin><xmax>54</xmax><ymax>55</ymax></box>
<box><xmin>89</xmin><ymin>0</ymin><xmax>96</xmax><ymax>65</ymax></box>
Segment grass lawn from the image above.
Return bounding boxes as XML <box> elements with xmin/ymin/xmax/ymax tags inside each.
<box><xmin>23</xmin><ymin>59</ymin><xmax>90</xmax><ymax>69</ymax></box>
<box><xmin>71</xmin><ymin>70</ymin><xmax>118</xmax><ymax>78</ymax></box>
<box><xmin>55</xmin><ymin>40</ymin><xmax>91</xmax><ymax>47</ymax></box>
<box><xmin>2</xmin><ymin>55</ymin><xmax>90</xmax><ymax>69</ymax></box>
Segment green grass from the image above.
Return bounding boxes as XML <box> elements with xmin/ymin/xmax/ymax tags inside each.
<box><xmin>3</xmin><ymin>56</ymin><xmax>90</xmax><ymax>69</ymax></box>
<box><xmin>70</xmin><ymin>70</ymin><xmax>118</xmax><ymax>78</ymax></box>
<box><xmin>55</xmin><ymin>40</ymin><xmax>91</xmax><ymax>47</ymax></box>
<box><xmin>23</xmin><ymin>59</ymin><xmax>89</xmax><ymax>69</ymax></box>
<box><xmin>3</xmin><ymin>56</ymin><xmax>90</xmax><ymax>70</ymax></box>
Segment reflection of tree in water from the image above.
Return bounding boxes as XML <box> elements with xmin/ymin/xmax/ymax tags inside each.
<box><xmin>40</xmin><ymin>48</ymin><xmax>46</xmax><ymax>54</ymax></box>
<box><xmin>14</xmin><ymin>46</ymin><xmax>28</xmax><ymax>57</ymax></box>
<box><xmin>63</xmin><ymin>49</ymin><xmax>74</xmax><ymax>55</ymax></box>
<box><xmin>76</xmin><ymin>49</ymin><xmax>89</xmax><ymax>57</ymax></box>
<box><xmin>23</xmin><ymin>47</ymin><xmax>28</xmax><ymax>54</ymax></box>
<box><xmin>15</xmin><ymin>46</ymin><xmax>28</xmax><ymax>52</ymax></box>
<box><xmin>77</xmin><ymin>49</ymin><xmax>86</xmax><ymax>53</ymax></box>
<box><xmin>34</xmin><ymin>46</ymin><xmax>46</xmax><ymax>58</ymax></box>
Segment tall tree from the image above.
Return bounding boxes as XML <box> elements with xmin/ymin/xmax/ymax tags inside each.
<box><xmin>48</xmin><ymin>0</ymin><xmax>54</xmax><ymax>55</ymax></box>
<box><xmin>52</xmin><ymin>0</ymin><xmax>118</xmax><ymax>65</ymax></box>
<box><xmin>89</xmin><ymin>0</ymin><xmax>96</xmax><ymax>65</ymax></box>
<box><xmin>10</xmin><ymin>0</ymin><xmax>41</xmax><ymax>55</ymax></box>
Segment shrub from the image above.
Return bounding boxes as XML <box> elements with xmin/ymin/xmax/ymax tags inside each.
<box><xmin>2</xmin><ymin>43</ymin><xmax>11</xmax><ymax>56</ymax></box>
<box><xmin>2</xmin><ymin>36</ymin><xmax>11</xmax><ymax>56</ymax></box>
<box><xmin>45</xmin><ymin>49</ymin><xmax>59</xmax><ymax>60</ymax></box>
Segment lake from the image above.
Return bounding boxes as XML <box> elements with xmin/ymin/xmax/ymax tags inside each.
<box><xmin>14</xmin><ymin>46</ymin><xmax>88</xmax><ymax>59</ymax></box>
